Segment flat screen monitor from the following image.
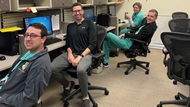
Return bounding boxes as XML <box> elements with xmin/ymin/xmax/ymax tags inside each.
<box><xmin>83</xmin><ymin>7</ymin><xmax>95</xmax><ymax>22</ymax></box>
<box><xmin>23</xmin><ymin>16</ymin><xmax>53</xmax><ymax>35</ymax></box>
<box><xmin>108</xmin><ymin>5</ymin><xmax>116</xmax><ymax>16</ymax></box>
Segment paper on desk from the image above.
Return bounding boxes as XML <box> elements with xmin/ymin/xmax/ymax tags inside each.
<box><xmin>0</xmin><ymin>26</ymin><xmax>22</xmax><ymax>33</ymax></box>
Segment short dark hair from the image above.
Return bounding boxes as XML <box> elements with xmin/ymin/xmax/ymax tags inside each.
<box><xmin>149</xmin><ymin>9</ymin><xmax>158</xmax><ymax>18</ymax></box>
<box><xmin>133</xmin><ymin>2</ymin><xmax>142</xmax><ymax>10</ymax></box>
<box><xmin>28</xmin><ymin>23</ymin><xmax>48</xmax><ymax>38</ymax></box>
<box><xmin>71</xmin><ymin>2</ymin><xmax>83</xmax><ymax>11</ymax></box>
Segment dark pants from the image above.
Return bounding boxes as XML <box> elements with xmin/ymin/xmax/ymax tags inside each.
<box><xmin>0</xmin><ymin>103</ymin><xmax>11</xmax><ymax>107</ymax></box>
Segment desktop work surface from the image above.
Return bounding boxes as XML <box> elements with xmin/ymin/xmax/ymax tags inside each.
<box><xmin>0</xmin><ymin>40</ymin><xmax>66</xmax><ymax>72</ymax></box>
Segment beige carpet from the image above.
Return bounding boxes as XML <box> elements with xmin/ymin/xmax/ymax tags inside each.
<box><xmin>40</xmin><ymin>49</ymin><xmax>188</xmax><ymax>107</ymax></box>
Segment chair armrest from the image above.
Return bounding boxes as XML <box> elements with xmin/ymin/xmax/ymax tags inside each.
<box><xmin>162</xmin><ymin>47</ymin><xmax>169</xmax><ymax>67</ymax></box>
<box><xmin>92</xmin><ymin>52</ymin><xmax>105</xmax><ymax>59</ymax></box>
<box><xmin>130</xmin><ymin>38</ymin><xmax>149</xmax><ymax>53</ymax></box>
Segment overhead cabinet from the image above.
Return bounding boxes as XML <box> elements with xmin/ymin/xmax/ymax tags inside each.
<box><xmin>0</xmin><ymin>0</ymin><xmax>11</xmax><ymax>12</ymax></box>
<box><xmin>10</xmin><ymin>0</ymin><xmax>50</xmax><ymax>11</ymax></box>
<box><xmin>94</xmin><ymin>0</ymin><xmax>117</xmax><ymax>5</ymax></box>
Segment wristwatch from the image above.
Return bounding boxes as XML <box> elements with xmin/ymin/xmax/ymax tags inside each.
<box><xmin>80</xmin><ymin>54</ymin><xmax>84</xmax><ymax>58</ymax></box>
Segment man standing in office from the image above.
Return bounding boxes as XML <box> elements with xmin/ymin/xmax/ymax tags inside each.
<box><xmin>103</xmin><ymin>9</ymin><xmax>158</xmax><ymax>67</ymax></box>
<box><xmin>0</xmin><ymin>23</ymin><xmax>52</xmax><ymax>107</ymax></box>
<box><xmin>120</xmin><ymin>2</ymin><xmax>144</xmax><ymax>35</ymax></box>
<box><xmin>51</xmin><ymin>2</ymin><xmax>97</xmax><ymax>107</ymax></box>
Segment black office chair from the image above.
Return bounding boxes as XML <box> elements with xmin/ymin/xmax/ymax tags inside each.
<box><xmin>167</xmin><ymin>18</ymin><xmax>190</xmax><ymax>85</ymax></box>
<box><xmin>157</xmin><ymin>32</ymin><xmax>190</xmax><ymax>107</ymax></box>
<box><xmin>172</xmin><ymin>12</ymin><xmax>188</xmax><ymax>19</ymax></box>
<box><xmin>117</xmin><ymin>27</ymin><xmax>157</xmax><ymax>75</ymax></box>
<box><xmin>168</xmin><ymin>18</ymin><xmax>190</xmax><ymax>34</ymax></box>
<box><xmin>63</xmin><ymin>25</ymin><xmax>109</xmax><ymax>107</ymax></box>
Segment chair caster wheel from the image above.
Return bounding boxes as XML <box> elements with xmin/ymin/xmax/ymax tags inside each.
<box><xmin>133</xmin><ymin>66</ymin><xmax>136</xmax><ymax>69</ymax></box>
<box><xmin>93</xmin><ymin>103</ymin><xmax>98</xmax><ymax>107</ymax></box>
<box><xmin>173</xmin><ymin>80</ymin><xmax>177</xmax><ymax>85</ymax></box>
<box><xmin>117</xmin><ymin>64</ymin><xmax>120</xmax><ymax>68</ymax></box>
<box><xmin>125</xmin><ymin>72</ymin><xmax>129</xmax><ymax>75</ymax></box>
<box><xmin>175</xmin><ymin>95</ymin><xmax>180</xmax><ymax>100</ymax></box>
<box><xmin>146</xmin><ymin>63</ymin><xmax>149</xmax><ymax>67</ymax></box>
<box><xmin>63</xmin><ymin>101</ymin><xmax>69</xmax><ymax>107</ymax></box>
<box><xmin>157</xmin><ymin>104</ymin><xmax>162</xmax><ymax>107</ymax></box>
<box><xmin>145</xmin><ymin>70</ymin><xmax>149</xmax><ymax>75</ymax></box>
<box><xmin>105</xmin><ymin>90</ymin><xmax>109</xmax><ymax>95</ymax></box>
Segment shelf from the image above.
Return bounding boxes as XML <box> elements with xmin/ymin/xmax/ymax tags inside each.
<box><xmin>81</xmin><ymin>3</ymin><xmax>93</xmax><ymax>7</ymax></box>
<box><xmin>94</xmin><ymin>0</ymin><xmax>117</xmax><ymax>5</ymax></box>
<box><xmin>10</xmin><ymin>0</ymin><xmax>51</xmax><ymax>11</ymax></box>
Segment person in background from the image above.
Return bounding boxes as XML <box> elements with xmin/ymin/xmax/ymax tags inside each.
<box><xmin>0</xmin><ymin>23</ymin><xmax>52</xmax><ymax>107</ymax></box>
<box><xmin>120</xmin><ymin>2</ymin><xmax>144</xmax><ymax>35</ymax></box>
<box><xmin>103</xmin><ymin>9</ymin><xmax>158</xmax><ymax>67</ymax></box>
<box><xmin>51</xmin><ymin>2</ymin><xmax>97</xmax><ymax>107</ymax></box>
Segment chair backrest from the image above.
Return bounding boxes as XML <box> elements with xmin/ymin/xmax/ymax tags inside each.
<box><xmin>95</xmin><ymin>25</ymin><xmax>107</xmax><ymax>53</ymax></box>
<box><xmin>90</xmin><ymin>25</ymin><xmax>107</xmax><ymax>69</ymax></box>
<box><xmin>161</xmin><ymin>32</ymin><xmax>190</xmax><ymax>85</ymax></box>
<box><xmin>172</xmin><ymin>12</ymin><xmax>188</xmax><ymax>19</ymax></box>
<box><xmin>168</xmin><ymin>18</ymin><xmax>190</xmax><ymax>34</ymax></box>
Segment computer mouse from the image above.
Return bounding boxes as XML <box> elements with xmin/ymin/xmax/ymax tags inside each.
<box><xmin>0</xmin><ymin>56</ymin><xmax>6</xmax><ymax>61</ymax></box>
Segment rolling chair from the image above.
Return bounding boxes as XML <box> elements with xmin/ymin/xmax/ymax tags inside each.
<box><xmin>117</xmin><ymin>27</ymin><xmax>157</xmax><ymax>75</ymax></box>
<box><xmin>167</xmin><ymin>18</ymin><xmax>190</xmax><ymax>85</ymax></box>
<box><xmin>63</xmin><ymin>25</ymin><xmax>109</xmax><ymax>107</ymax></box>
<box><xmin>172</xmin><ymin>12</ymin><xmax>188</xmax><ymax>19</ymax></box>
<box><xmin>157</xmin><ymin>32</ymin><xmax>190</xmax><ymax>107</ymax></box>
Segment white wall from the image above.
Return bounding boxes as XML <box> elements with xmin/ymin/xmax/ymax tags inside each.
<box><xmin>117</xmin><ymin>0</ymin><xmax>190</xmax><ymax>19</ymax></box>
<box><xmin>116</xmin><ymin>0</ymin><xmax>190</xmax><ymax>49</ymax></box>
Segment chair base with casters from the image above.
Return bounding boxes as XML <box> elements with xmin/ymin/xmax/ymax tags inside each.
<box><xmin>63</xmin><ymin>54</ymin><xmax>109</xmax><ymax>107</ymax></box>
<box><xmin>117</xmin><ymin>58</ymin><xmax>149</xmax><ymax>75</ymax></box>
<box><xmin>63</xmin><ymin>83</ymin><xmax>109</xmax><ymax>107</ymax></box>
<box><xmin>157</xmin><ymin>87</ymin><xmax>190</xmax><ymax>107</ymax></box>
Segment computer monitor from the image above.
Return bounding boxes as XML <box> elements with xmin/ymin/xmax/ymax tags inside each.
<box><xmin>23</xmin><ymin>16</ymin><xmax>53</xmax><ymax>35</ymax></box>
<box><xmin>108</xmin><ymin>5</ymin><xmax>116</xmax><ymax>16</ymax></box>
<box><xmin>83</xmin><ymin>7</ymin><xmax>95</xmax><ymax>22</ymax></box>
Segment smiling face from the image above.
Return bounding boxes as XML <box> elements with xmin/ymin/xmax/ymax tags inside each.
<box><xmin>24</xmin><ymin>26</ymin><xmax>46</xmax><ymax>53</ymax></box>
<box><xmin>133</xmin><ymin>5</ymin><xmax>141</xmax><ymax>13</ymax></box>
<box><xmin>146</xmin><ymin>11</ymin><xmax>157</xmax><ymax>23</ymax></box>
<box><xmin>72</xmin><ymin>5</ymin><xmax>84</xmax><ymax>21</ymax></box>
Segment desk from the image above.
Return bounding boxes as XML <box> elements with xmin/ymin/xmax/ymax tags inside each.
<box><xmin>117</xmin><ymin>22</ymin><xmax>129</xmax><ymax>35</ymax></box>
<box><xmin>0</xmin><ymin>40</ymin><xmax>66</xmax><ymax>72</ymax></box>
<box><xmin>106</xmin><ymin>26</ymin><xmax>116</xmax><ymax>32</ymax></box>
<box><xmin>118</xmin><ymin>22</ymin><xmax>129</xmax><ymax>27</ymax></box>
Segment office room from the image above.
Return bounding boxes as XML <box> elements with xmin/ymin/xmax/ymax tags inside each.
<box><xmin>0</xmin><ymin>0</ymin><xmax>190</xmax><ymax>107</ymax></box>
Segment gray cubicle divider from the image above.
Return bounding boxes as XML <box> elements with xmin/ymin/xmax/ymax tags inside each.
<box><xmin>19</xmin><ymin>34</ymin><xmax>27</xmax><ymax>55</ymax></box>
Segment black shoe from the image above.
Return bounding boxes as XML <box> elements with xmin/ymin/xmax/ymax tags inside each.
<box><xmin>62</xmin><ymin>81</ymin><xmax>75</xmax><ymax>99</ymax></box>
<box><xmin>103</xmin><ymin>63</ymin><xmax>109</xmax><ymax>68</ymax></box>
<box><xmin>82</xmin><ymin>99</ymin><xmax>90</xmax><ymax>107</ymax></box>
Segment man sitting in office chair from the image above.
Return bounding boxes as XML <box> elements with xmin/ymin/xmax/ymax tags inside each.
<box><xmin>51</xmin><ymin>2</ymin><xmax>97</xmax><ymax>107</ymax></box>
<box><xmin>103</xmin><ymin>9</ymin><xmax>158</xmax><ymax>67</ymax></box>
<box><xmin>0</xmin><ymin>23</ymin><xmax>52</xmax><ymax>107</ymax></box>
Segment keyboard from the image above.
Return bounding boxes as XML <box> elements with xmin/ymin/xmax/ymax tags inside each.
<box><xmin>44</xmin><ymin>38</ymin><xmax>62</xmax><ymax>45</ymax></box>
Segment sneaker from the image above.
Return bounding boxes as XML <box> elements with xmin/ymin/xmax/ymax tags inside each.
<box><xmin>103</xmin><ymin>63</ymin><xmax>109</xmax><ymax>68</ymax></box>
<box><xmin>82</xmin><ymin>99</ymin><xmax>90</xmax><ymax>107</ymax></box>
<box><xmin>62</xmin><ymin>81</ymin><xmax>75</xmax><ymax>99</ymax></box>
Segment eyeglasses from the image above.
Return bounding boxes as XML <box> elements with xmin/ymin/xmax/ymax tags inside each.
<box><xmin>73</xmin><ymin>10</ymin><xmax>82</xmax><ymax>14</ymax></box>
<box><xmin>24</xmin><ymin>33</ymin><xmax>41</xmax><ymax>39</ymax></box>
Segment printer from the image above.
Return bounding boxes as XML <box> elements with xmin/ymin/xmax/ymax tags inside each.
<box><xmin>0</xmin><ymin>31</ymin><xmax>19</xmax><ymax>56</ymax></box>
